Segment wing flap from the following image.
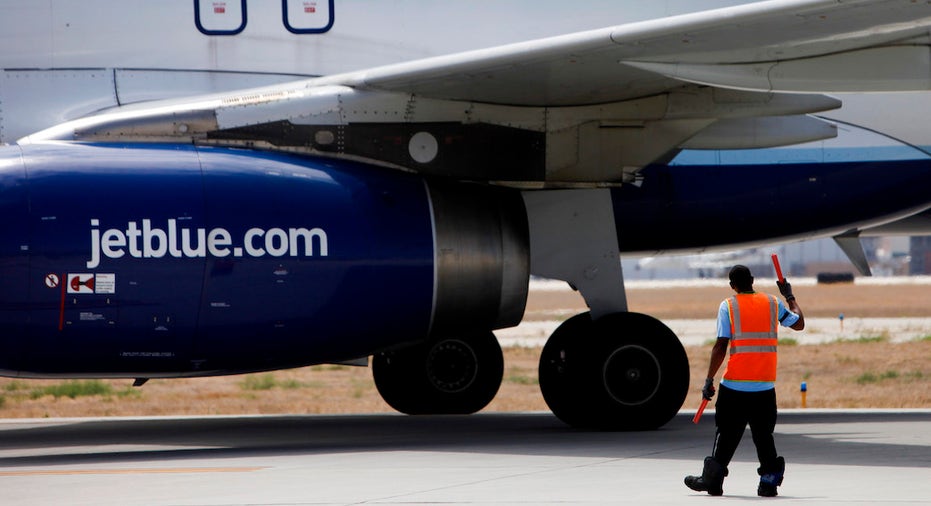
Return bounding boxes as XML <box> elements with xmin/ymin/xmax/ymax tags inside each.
<box><xmin>681</xmin><ymin>115</ymin><xmax>837</xmax><ymax>150</ymax></box>
<box><xmin>626</xmin><ymin>46</ymin><xmax>931</xmax><ymax>93</ymax></box>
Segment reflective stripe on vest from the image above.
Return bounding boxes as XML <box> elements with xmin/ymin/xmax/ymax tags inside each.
<box><xmin>724</xmin><ymin>293</ymin><xmax>778</xmax><ymax>382</ymax></box>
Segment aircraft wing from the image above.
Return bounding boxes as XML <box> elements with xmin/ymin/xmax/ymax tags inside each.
<box><xmin>22</xmin><ymin>0</ymin><xmax>931</xmax><ymax>183</ymax></box>
<box><xmin>327</xmin><ymin>0</ymin><xmax>931</xmax><ymax>105</ymax></box>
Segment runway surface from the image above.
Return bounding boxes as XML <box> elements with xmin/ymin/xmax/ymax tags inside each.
<box><xmin>0</xmin><ymin>410</ymin><xmax>928</xmax><ymax>505</ymax></box>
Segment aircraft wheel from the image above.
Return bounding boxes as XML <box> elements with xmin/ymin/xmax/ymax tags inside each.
<box><xmin>539</xmin><ymin>312</ymin><xmax>689</xmax><ymax>430</ymax></box>
<box><xmin>538</xmin><ymin>313</ymin><xmax>596</xmax><ymax>428</ymax></box>
<box><xmin>372</xmin><ymin>331</ymin><xmax>503</xmax><ymax>415</ymax></box>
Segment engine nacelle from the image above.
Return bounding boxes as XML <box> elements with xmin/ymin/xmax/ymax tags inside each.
<box><xmin>429</xmin><ymin>181</ymin><xmax>528</xmax><ymax>335</ymax></box>
<box><xmin>0</xmin><ymin>143</ymin><xmax>527</xmax><ymax>377</ymax></box>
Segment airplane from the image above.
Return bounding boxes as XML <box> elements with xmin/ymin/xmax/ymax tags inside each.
<box><xmin>2</xmin><ymin>0</ymin><xmax>931</xmax><ymax>430</ymax></box>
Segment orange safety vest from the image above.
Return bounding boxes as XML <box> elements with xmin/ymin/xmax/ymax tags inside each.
<box><xmin>723</xmin><ymin>292</ymin><xmax>778</xmax><ymax>383</ymax></box>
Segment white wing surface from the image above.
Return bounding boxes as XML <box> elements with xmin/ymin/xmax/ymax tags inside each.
<box><xmin>332</xmin><ymin>0</ymin><xmax>931</xmax><ymax>105</ymax></box>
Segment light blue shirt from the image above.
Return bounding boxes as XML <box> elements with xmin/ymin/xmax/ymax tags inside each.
<box><xmin>716</xmin><ymin>292</ymin><xmax>800</xmax><ymax>392</ymax></box>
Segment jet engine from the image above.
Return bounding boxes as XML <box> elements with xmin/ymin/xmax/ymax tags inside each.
<box><xmin>0</xmin><ymin>142</ymin><xmax>528</xmax><ymax>386</ymax></box>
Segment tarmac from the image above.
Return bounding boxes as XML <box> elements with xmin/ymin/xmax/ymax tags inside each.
<box><xmin>0</xmin><ymin>410</ymin><xmax>928</xmax><ymax>505</ymax></box>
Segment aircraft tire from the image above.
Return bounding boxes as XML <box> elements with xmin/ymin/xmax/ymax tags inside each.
<box><xmin>539</xmin><ymin>312</ymin><xmax>689</xmax><ymax>430</ymax></box>
<box><xmin>372</xmin><ymin>344</ymin><xmax>426</xmax><ymax>414</ymax></box>
<box><xmin>538</xmin><ymin>313</ymin><xmax>597</xmax><ymax>428</ymax></box>
<box><xmin>372</xmin><ymin>331</ymin><xmax>504</xmax><ymax>415</ymax></box>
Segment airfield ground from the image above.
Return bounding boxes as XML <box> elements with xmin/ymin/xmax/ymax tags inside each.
<box><xmin>1</xmin><ymin>278</ymin><xmax>928</xmax><ymax>418</ymax></box>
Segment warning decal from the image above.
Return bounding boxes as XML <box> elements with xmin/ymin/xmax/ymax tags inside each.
<box><xmin>66</xmin><ymin>273</ymin><xmax>116</xmax><ymax>295</ymax></box>
<box><xmin>45</xmin><ymin>273</ymin><xmax>60</xmax><ymax>288</ymax></box>
<box><xmin>95</xmin><ymin>273</ymin><xmax>116</xmax><ymax>294</ymax></box>
<box><xmin>68</xmin><ymin>274</ymin><xmax>94</xmax><ymax>294</ymax></box>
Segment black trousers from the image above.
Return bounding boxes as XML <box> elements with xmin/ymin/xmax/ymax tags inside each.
<box><xmin>712</xmin><ymin>384</ymin><xmax>778</xmax><ymax>469</ymax></box>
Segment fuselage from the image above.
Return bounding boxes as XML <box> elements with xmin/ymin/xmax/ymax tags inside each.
<box><xmin>1</xmin><ymin>1</ymin><xmax>755</xmax><ymax>75</ymax></box>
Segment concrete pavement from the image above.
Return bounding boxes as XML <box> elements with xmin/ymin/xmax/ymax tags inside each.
<box><xmin>0</xmin><ymin>410</ymin><xmax>928</xmax><ymax>505</ymax></box>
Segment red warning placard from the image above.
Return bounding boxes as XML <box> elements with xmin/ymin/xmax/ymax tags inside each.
<box><xmin>67</xmin><ymin>274</ymin><xmax>95</xmax><ymax>294</ymax></box>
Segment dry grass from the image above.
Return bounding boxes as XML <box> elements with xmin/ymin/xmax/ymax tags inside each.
<box><xmin>1</xmin><ymin>282</ymin><xmax>929</xmax><ymax>418</ymax></box>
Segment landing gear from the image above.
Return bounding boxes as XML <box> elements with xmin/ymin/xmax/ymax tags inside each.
<box><xmin>539</xmin><ymin>311</ymin><xmax>689</xmax><ymax>430</ymax></box>
<box><xmin>372</xmin><ymin>331</ymin><xmax>504</xmax><ymax>415</ymax></box>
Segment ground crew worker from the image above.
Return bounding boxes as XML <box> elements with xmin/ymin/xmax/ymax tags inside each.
<box><xmin>685</xmin><ymin>264</ymin><xmax>804</xmax><ymax>497</ymax></box>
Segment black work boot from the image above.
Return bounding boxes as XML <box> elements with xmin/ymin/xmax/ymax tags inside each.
<box><xmin>757</xmin><ymin>456</ymin><xmax>786</xmax><ymax>497</ymax></box>
<box><xmin>685</xmin><ymin>456</ymin><xmax>727</xmax><ymax>496</ymax></box>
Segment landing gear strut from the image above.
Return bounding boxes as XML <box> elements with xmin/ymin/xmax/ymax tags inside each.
<box><xmin>372</xmin><ymin>331</ymin><xmax>503</xmax><ymax>415</ymax></box>
<box><xmin>539</xmin><ymin>311</ymin><xmax>689</xmax><ymax>430</ymax></box>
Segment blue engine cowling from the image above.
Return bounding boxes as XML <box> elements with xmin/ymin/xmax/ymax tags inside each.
<box><xmin>0</xmin><ymin>143</ymin><xmax>528</xmax><ymax>377</ymax></box>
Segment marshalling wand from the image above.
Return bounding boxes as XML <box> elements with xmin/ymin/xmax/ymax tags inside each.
<box><xmin>772</xmin><ymin>253</ymin><xmax>785</xmax><ymax>283</ymax></box>
<box><xmin>692</xmin><ymin>397</ymin><xmax>709</xmax><ymax>424</ymax></box>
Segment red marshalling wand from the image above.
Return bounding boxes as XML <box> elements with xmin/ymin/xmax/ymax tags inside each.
<box><xmin>771</xmin><ymin>253</ymin><xmax>785</xmax><ymax>283</ymax></box>
<box><xmin>692</xmin><ymin>397</ymin><xmax>709</xmax><ymax>424</ymax></box>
